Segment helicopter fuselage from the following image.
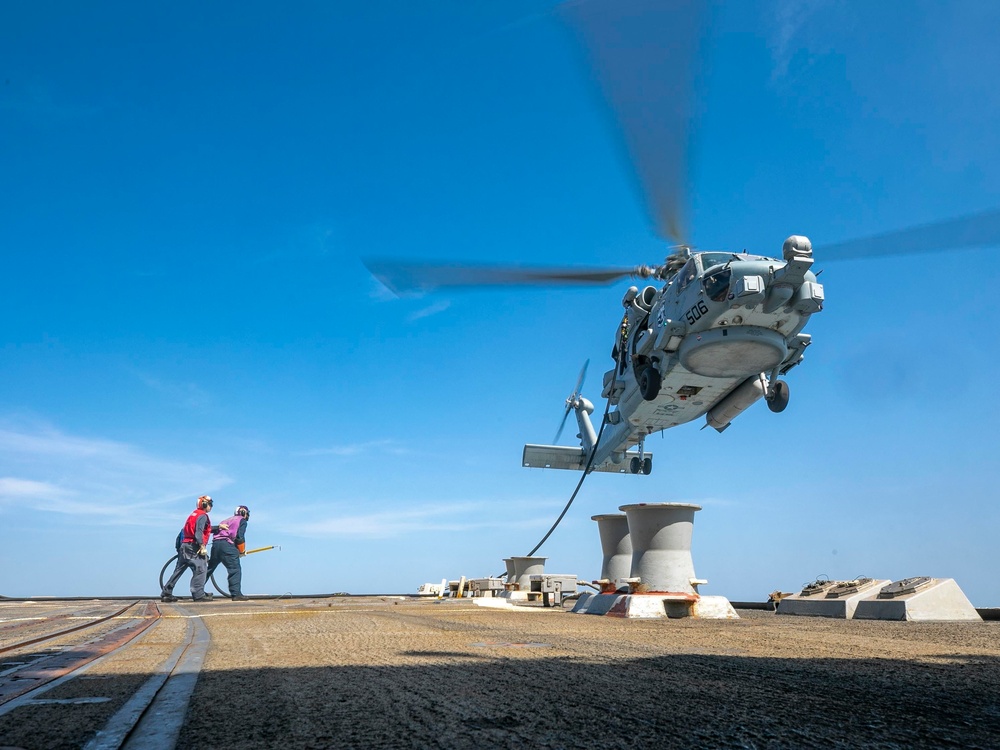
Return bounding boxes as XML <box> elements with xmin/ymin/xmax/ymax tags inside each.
<box><xmin>522</xmin><ymin>237</ymin><xmax>824</xmax><ymax>475</ymax></box>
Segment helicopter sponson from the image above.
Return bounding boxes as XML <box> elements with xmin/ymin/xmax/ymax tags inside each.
<box><xmin>522</xmin><ymin>237</ymin><xmax>823</xmax><ymax>476</ymax></box>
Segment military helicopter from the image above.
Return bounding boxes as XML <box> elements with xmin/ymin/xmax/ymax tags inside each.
<box><xmin>365</xmin><ymin>1</ymin><xmax>1000</xmax><ymax>477</ymax></box>
<box><xmin>368</xmin><ymin>236</ymin><xmax>821</xmax><ymax>475</ymax></box>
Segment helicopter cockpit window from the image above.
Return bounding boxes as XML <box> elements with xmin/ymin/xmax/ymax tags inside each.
<box><xmin>703</xmin><ymin>267</ymin><xmax>732</xmax><ymax>302</ymax></box>
<box><xmin>676</xmin><ymin>260</ymin><xmax>697</xmax><ymax>291</ymax></box>
<box><xmin>698</xmin><ymin>252</ymin><xmax>735</xmax><ymax>270</ymax></box>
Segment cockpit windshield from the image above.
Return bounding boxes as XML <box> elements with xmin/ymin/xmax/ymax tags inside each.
<box><xmin>698</xmin><ymin>252</ymin><xmax>736</xmax><ymax>272</ymax></box>
<box><xmin>703</xmin><ymin>267</ymin><xmax>732</xmax><ymax>302</ymax></box>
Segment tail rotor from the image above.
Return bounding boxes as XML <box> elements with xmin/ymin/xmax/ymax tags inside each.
<box><xmin>553</xmin><ymin>360</ymin><xmax>589</xmax><ymax>444</ymax></box>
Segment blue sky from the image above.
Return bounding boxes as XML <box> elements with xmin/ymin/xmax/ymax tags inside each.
<box><xmin>2</xmin><ymin>1</ymin><xmax>999</xmax><ymax>605</ymax></box>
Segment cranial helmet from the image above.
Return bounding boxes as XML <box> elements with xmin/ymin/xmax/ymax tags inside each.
<box><xmin>236</xmin><ymin>505</ymin><xmax>250</xmax><ymax>519</ymax></box>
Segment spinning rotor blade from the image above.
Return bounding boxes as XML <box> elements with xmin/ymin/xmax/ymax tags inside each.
<box><xmin>367</xmin><ymin>3</ymin><xmax>707</xmax><ymax>298</ymax></box>
<box><xmin>553</xmin><ymin>360</ymin><xmax>588</xmax><ymax>444</ymax></box>
<box><xmin>365</xmin><ymin>260</ymin><xmax>649</xmax><ymax>296</ymax></box>
<box><xmin>553</xmin><ymin>405</ymin><xmax>573</xmax><ymax>445</ymax></box>
<box><xmin>563</xmin><ymin>0</ymin><xmax>704</xmax><ymax>245</ymax></box>
<box><xmin>820</xmin><ymin>208</ymin><xmax>1000</xmax><ymax>260</ymax></box>
<box><xmin>572</xmin><ymin>359</ymin><xmax>590</xmax><ymax>397</ymax></box>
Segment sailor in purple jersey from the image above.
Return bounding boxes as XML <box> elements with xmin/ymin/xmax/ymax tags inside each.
<box><xmin>207</xmin><ymin>505</ymin><xmax>250</xmax><ymax>601</ymax></box>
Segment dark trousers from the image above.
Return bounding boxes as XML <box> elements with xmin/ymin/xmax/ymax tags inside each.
<box><xmin>207</xmin><ymin>542</ymin><xmax>243</xmax><ymax>597</ymax></box>
<box><xmin>163</xmin><ymin>542</ymin><xmax>208</xmax><ymax>599</ymax></box>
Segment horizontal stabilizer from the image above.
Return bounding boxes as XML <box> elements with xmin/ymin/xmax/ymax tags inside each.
<box><xmin>522</xmin><ymin>444</ymin><xmax>652</xmax><ymax>474</ymax></box>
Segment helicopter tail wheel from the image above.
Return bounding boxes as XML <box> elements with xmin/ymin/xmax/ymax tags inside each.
<box><xmin>638</xmin><ymin>366</ymin><xmax>661</xmax><ymax>401</ymax></box>
<box><xmin>766</xmin><ymin>380</ymin><xmax>790</xmax><ymax>413</ymax></box>
<box><xmin>629</xmin><ymin>456</ymin><xmax>641</xmax><ymax>474</ymax></box>
<box><xmin>641</xmin><ymin>457</ymin><xmax>652</xmax><ymax>475</ymax></box>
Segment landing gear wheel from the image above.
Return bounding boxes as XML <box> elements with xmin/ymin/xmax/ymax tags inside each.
<box><xmin>158</xmin><ymin>553</ymin><xmax>229</xmax><ymax>597</ymax></box>
<box><xmin>638</xmin><ymin>367</ymin><xmax>661</xmax><ymax>401</ymax></box>
<box><xmin>641</xmin><ymin>457</ymin><xmax>652</xmax><ymax>475</ymax></box>
<box><xmin>629</xmin><ymin>456</ymin><xmax>641</xmax><ymax>474</ymax></box>
<box><xmin>766</xmin><ymin>379</ymin><xmax>789</xmax><ymax>413</ymax></box>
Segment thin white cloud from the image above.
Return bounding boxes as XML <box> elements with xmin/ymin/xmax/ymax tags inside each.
<box><xmin>298</xmin><ymin>439</ymin><xmax>409</xmax><ymax>457</ymax></box>
<box><xmin>0</xmin><ymin>423</ymin><xmax>232</xmax><ymax>525</ymax></box>
<box><xmin>407</xmin><ymin>300</ymin><xmax>451</xmax><ymax>321</ymax></box>
<box><xmin>277</xmin><ymin>497</ymin><xmax>564</xmax><ymax>539</ymax></box>
<box><xmin>0</xmin><ymin>477</ymin><xmax>65</xmax><ymax>500</ymax></box>
<box><xmin>767</xmin><ymin>0</ymin><xmax>829</xmax><ymax>82</ymax></box>
<box><xmin>132</xmin><ymin>370</ymin><xmax>212</xmax><ymax>409</ymax></box>
<box><xmin>687</xmin><ymin>496</ymin><xmax>737</xmax><ymax>509</ymax></box>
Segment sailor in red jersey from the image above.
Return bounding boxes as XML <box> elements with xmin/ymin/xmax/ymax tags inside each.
<box><xmin>161</xmin><ymin>495</ymin><xmax>220</xmax><ymax>602</ymax></box>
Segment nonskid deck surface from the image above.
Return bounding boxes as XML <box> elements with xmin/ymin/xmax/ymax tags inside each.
<box><xmin>1</xmin><ymin>596</ymin><xmax>998</xmax><ymax>748</ymax></box>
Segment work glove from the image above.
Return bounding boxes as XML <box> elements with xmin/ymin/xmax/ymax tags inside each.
<box><xmin>198</xmin><ymin>545</ymin><xmax>207</xmax><ymax>557</ymax></box>
<box><xmin>237</xmin><ymin>542</ymin><xmax>246</xmax><ymax>555</ymax></box>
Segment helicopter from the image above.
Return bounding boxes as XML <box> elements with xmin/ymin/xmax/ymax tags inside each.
<box><xmin>364</xmin><ymin>1</ymin><xmax>1000</xmax><ymax>477</ymax></box>
<box><xmin>368</xmin><ymin>236</ymin><xmax>823</xmax><ymax>475</ymax></box>
<box><xmin>531</xmin><ymin>236</ymin><xmax>822</xmax><ymax>475</ymax></box>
